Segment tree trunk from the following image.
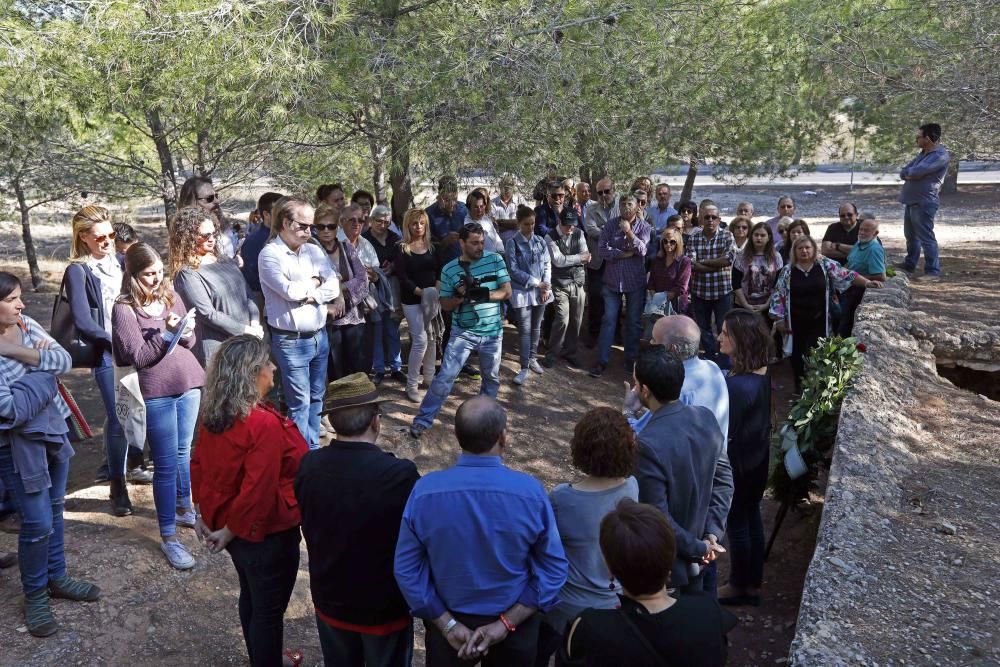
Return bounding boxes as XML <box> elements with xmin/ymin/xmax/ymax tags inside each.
<box><xmin>388</xmin><ymin>135</ymin><xmax>413</xmax><ymax>225</ymax></box>
<box><xmin>941</xmin><ymin>159</ymin><xmax>959</xmax><ymax>195</ymax></box>
<box><xmin>370</xmin><ymin>138</ymin><xmax>389</xmax><ymax>205</ymax></box>
<box><xmin>146</xmin><ymin>108</ymin><xmax>178</xmax><ymax>221</ymax></box>
<box><xmin>680</xmin><ymin>156</ymin><xmax>699</xmax><ymax>203</ymax></box>
<box><xmin>13</xmin><ymin>178</ymin><xmax>42</xmax><ymax>290</ymax></box>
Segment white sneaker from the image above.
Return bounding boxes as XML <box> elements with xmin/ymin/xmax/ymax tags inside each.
<box><xmin>528</xmin><ymin>359</ymin><xmax>545</xmax><ymax>374</ymax></box>
<box><xmin>406</xmin><ymin>386</ymin><xmax>421</xmax><ymax>403</ymax></box>
<box><xmin>176</xmin><ymin>509</ymin><xmax>197</xmax><ymax>529</ymax></box>
<box><xmin>513</xmin><ymin>369</ymin><xmax>529</xmax><ymax>385</ymax></box>
<box><xmin>160</xmin><ymin>540</ymin><xmax>195</xmax><ymax>570</ymax></box>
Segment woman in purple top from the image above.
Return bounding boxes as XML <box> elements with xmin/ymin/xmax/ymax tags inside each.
<box><xmin>734</xmin><ymin>222</ymin><xmax>783</xmax><ymax>314</ymax></box>
<box><xmin>647</xmin><ymin>226</ymin><xmax>691</xmax><ymax>314</ymax></box>
<box><xmin>112</xmin><ymin>243</ymin><xmax>205</xmax><ymax>570</ymax></box>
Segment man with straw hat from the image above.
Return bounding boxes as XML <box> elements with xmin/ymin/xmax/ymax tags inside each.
<box><xmin>295</xmin><ymin>373</ymin><xmax>420</xmax><ymax>666</ymax></box>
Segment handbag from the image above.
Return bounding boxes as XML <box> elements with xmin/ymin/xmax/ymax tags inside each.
<box><xmin>58</xmin><ymin>380</ymin><xmax>93</xmax><ymax>442</ymax></box>
<box><xmin>337</xmin><ymin>245</ymin><xmax>379</xmax><ymax>316</ymax></box>
<box><xmin>50</xmin><ymin>268</ymin><xmax>103</xmax><ymax>368</ymax></box>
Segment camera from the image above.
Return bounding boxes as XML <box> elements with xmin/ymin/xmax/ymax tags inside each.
<box><xmin>458</xmin><ymin>262</ymin><xmax>496</xmax><ymax>305</ymax></box>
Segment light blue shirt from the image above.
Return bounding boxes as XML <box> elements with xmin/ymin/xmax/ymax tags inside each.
<box><xmin>394</xmin><ymin>454</ymin><xmax>568</xmax><ymax>619</ymax></box>
<box><xmin>631</xmin><ymin>356</ymin><xmax>730</xmax><ymax>444</ymax></box>
<box><xmin>653</xmin><ymin>204</ymin><xmax>679</xmax><ymax>233</ymax></box>
<box><xmin>899</xmin><ymin>144</ymin><xmax>950</xmax><ymax>212</ymax></box>
<box><xmin>847</xmin><ymin>239</ymin><xmax>886</xmax><ymax>277</ymax></box>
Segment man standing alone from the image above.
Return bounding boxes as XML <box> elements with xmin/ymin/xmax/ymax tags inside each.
<box><xmin>897</xmin><ymin>123</ymin><xmax>949</xmax><ymax>279</ymax></box>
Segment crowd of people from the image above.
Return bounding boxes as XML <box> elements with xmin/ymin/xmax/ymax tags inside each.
<box><xmin>0</xmin><ymin>122</ymin><xmax>950</xmax><ymax>665</ymax></box>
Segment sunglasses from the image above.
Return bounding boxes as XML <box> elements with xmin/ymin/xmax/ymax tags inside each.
<box><xmin>314</xmin><ymin>223</ymin><xmax>338</xmax><ymax>231</ymax></box>
<box><xmin>91</xmin><ymin>231</ymin><xmax>117</xmax><ymax>243</ymax></box>
<box><xmin>197</xmin><ymin>231</ymin><xmax>215</xmax><ymax>240</ymax></box>
<box><xmin>597</xmin><ymin>189</ymin><xmax>613</xmax><ymax>195</ymax></box>
<box><xmin>662</xmin><ymin>239</ymin><xmax>677</xmax><ymax>245</ymax></box>
<box><xmin>288</xmin><ymin>219</ymin><xmax>313</xmax><ymax>231</ymax></box>
<box><xmin>197</xmin><ymin>194</ymin><xmax>218</xmax><ymax>204</ymax></box>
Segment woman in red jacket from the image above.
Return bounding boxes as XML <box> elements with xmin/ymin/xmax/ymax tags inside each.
<box><xmin>191</xmin><ymin>334</ymin><xmax>308</xmax><ymax>667</ymax></box>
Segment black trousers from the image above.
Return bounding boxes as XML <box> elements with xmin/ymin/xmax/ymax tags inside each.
<box><xmin>584</xmin><ymin>266</ymin><xmax>605</xmax><ymax>338</ymax></box>
<box><xmin>424</xmin><ymin>613</ymin><xmax>541</xmax><ymax>667</ymax></box>
<box><xmin>226</xmin><ymin>527</ymin><xmax>301</xmax><ymax>667</ymax></box>
<box><xmin>328</xmin><ymin>322</ymin><xmax>369</xmax><ymax>380</ymax></box>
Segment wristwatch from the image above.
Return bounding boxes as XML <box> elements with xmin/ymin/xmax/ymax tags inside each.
<box><xmin>443</xmin><ymin>618</ymin><xmax>458</xmax><ymax>635</ymax></box>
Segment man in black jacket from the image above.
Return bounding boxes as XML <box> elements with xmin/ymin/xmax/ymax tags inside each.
<box><xmin>295</xmin><ymin>373</ymin><xmax>420</xmax><ymax>666</ymax></box>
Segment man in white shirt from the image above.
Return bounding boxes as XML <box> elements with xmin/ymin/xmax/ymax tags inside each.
<box><xmin>491</xmin><ymin>175</ymin><xmax>521</xmax><ymax>241</ymax></box>
<box><xmin>258</xmin><ymin>196</ymin><xmax>341</xmax><ymax>449</ymax></box>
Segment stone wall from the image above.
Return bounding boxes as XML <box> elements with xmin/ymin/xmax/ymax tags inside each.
<box><xmin>787</xmin><ymin>277</ymin><xmax>1000</xmax><ymax>665</ymax></box>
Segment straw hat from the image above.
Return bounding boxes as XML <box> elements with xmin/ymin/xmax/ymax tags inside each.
<box><xmin>321</xmin><ymin>372</ymin><xmax>385</xmax><ymax>414</ymax></box>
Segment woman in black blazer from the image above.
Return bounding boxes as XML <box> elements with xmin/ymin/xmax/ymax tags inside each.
<box><xmin>64</xmin><ymin>205</ymin><xmax>134</xmax><ymax>516</ymax></box>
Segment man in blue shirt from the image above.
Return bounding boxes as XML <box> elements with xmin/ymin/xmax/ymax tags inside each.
<box><xmin>409</xmin><ymin>223</ymin><xmax>511</xmax><ymax>439</ymax></box>
<box><xmin>897</xmin><ymin>122</ymin><xmax>950</xmax><ymax>278</ymax></box>
<box><xmin>395</xmin><ymin>397</ymin><xmax>568</xmax><ymax>666</ymax></box>
<box><xmin>652</xmin><ymin>183</ymin><xmax>679</xmax><ymax>233</ymax></box>
<box><xmin>838</xmin><ymin>215</ymin><xmax>887</xmax><ymax>336</ymax></box>
<box><xmin>425</xmin><ymin>176</ymin><xmax>469</xmax><ymax>263</ymax></box>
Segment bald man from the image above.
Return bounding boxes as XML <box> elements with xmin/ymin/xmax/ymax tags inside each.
<box><xmin>623</xmin><ymin>316</ymin><xmax>729</xmax><ymax>444</ymax></box>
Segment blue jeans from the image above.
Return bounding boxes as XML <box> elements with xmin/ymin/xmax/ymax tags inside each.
<box><xmin>903</xmin><ymin>203</ymin><xmax>941</xmax><ymax>275</ymax></box>
<box><xmin>94</xmin><ymin>362</ymin><xmax>128</xmax><ymax>481</ymax></box>
<box><xmin>690</xmin><ymin>293</ymin><xmax>733</xmax><ymax>360</ymax></box>
<box><xmin>414</xmin><ymin>328</ymin><xmax>502</xmax><ymax>429</ymax></box>
<box><xmin>513</xmin><ymin>304</ymin><xmax>545</xmax><ymax>368</ymax></box>
<box><xmin>144</xmin><ymin>388</ymin><xmax>200</xmax><ymax>538</ymax></box>
<box><xmin>597</xmin><ymin>286</ymin><xmax>645</xmax><ymax>365</ymax></box>
<box><xmin>271</xmin><ymin>330</ymin><xmax>329</xmax><ymax>450</ymax></box>
<box><xmin>0</xmin><ymin>445</ymin><xmax>69</xmax><ymax>593</ymax></box>
<box><xmin>317</xmin><ymin>615</ymin><xmax>413</xmax><ymax>667</ymax></box>
<box><xmin>371</xmin><ymin>318</ymin><xmax>403</xmax><ymax>373</ymax></box>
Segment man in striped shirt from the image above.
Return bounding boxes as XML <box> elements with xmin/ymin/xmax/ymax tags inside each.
<box><xmin>409</xmin><ymin>223</ymin><xmax>511</xmax><ymax>439</ymax></box>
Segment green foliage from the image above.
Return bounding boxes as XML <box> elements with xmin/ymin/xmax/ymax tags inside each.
<box><xmin>769</xmin><ymin>336</ymin><xmax>866</xmax><ymax>505</ymax></box>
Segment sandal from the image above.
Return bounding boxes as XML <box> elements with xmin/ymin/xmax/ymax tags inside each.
<box><xmin>282</xmin><ymin>649</ymin><xmax>304</xmax><ymax>667</ymax></box>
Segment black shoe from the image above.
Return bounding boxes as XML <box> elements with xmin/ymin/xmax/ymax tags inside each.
<box><xmin>109</xmin><ymin>479</ymin><xmax>133</xmax><ymax>518</ymax></box>
<box><xmin>93</xmin><ymin>468</ymin><xmax>110</xmax><ymax>484</ymax></box>
<box><xmin>718</xmin><ymin>593</ymin><xmax>761</xmax><ymax>607</ymax></box>
<box><xmin>409</xmin><ymin>424</ymin><xmax>426</xmax><ymax>440</ymax></box>
<box><xmin>540</xmin><ymin>357</ymin><xmax>556</xmax><ymax>369</ymax></box>
<box><xmin>562</xmin><ymin>355</ymin><xmax>581</xmax><ymax>368</ymax></box>
<box><xmin>461</xmin><ymin>365</ymin><xmax>481</xmax><ymax>380</ymax></box>
<box><xmin>892</xmin><ymin>260</ymin><xmax>915</xmax><ymax>272</ymax></box>
<box><xmin>589</xmin><ymin>363</ymin><xmax>606</xmax><ymax>378</ymax></box>
<box><xmin>372</xmin><ymin>372</ymin><xmax>385</xmax><ymax>385</ymax></box>
<box><xmin>0</xmin><ymin>552</ymin><xmax>16</xmax><ymax>569</ymax></box>
<box><xmin>389</xmin><ymin>370</ymin><xmax>407</xmax><ymax>383</ymax></box>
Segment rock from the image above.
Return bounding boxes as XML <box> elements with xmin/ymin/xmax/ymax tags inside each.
<box><xmin>937</xmin><ymin>521</ymin><xmax>958</xmax><ymax>535</ymax></box>
<box><xmin>829</xmin><ymin>556</ymin><xmax>851</xmax><ymax>571</ymax></box>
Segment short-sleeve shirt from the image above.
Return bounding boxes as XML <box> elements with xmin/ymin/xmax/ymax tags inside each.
<box><xmin>847</xmin><ymin>239</ymin><xmax>886</xmax><ymax>277</ymax></box>
<box><xmin>439</xmin><ymin>252</ymin><xmax>510</xmax><ymax>337</ymax></box>
<box><xmin>822</xmin><ymin>222</ymin><xmax>860</xmax><ymax>265</ymax></box>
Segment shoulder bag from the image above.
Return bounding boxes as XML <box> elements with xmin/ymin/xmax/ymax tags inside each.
<box><xmin>50</xmin><ymin>267</ymin><xmax>103</xmax><ymax>368</ymax></box>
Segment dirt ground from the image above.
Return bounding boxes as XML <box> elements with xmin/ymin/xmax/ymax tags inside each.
<box><xmin>0</xmin><ymin>182</ymin><xmax>996</xmax><ymax>666</ymax></box>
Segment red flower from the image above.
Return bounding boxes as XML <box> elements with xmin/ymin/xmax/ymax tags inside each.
<box><xmin>856</xmin><ymin>343</ymin><xmax>867</xmax><ymax>353</ymax></box>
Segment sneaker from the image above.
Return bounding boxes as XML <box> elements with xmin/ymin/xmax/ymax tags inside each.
<box><xmin>409</xmin><ymin>423</ymin><xmax>427</xmax><ymax>440</ymax></box>
<box><xmin>24</xmin><ymin>588</ymin><xmax>58</xmax><ymax>637</ymax></box>
<box><xmin>127</xmin><ymin>466</ymin><xmax>154</xmax><ymax>484</ymax></box>
<box><xmin>513</xmin><ymin>369</ymin><xmax>529</xmax><ymax>385</ymax></box>
<box><xmin>461</xmin><ymin>365</ymin><xmax>481</xmax><ymax>380</ymax></box>
<box><xmin>160</xmin><ymin>540</ymin><xmax>195</xmax><ymax>570</ymax></box>
<box><xmin>589</xmin><ymin>363</ymin><xmax>606</xmax><ymax>378</ymax></box>
<box><xmin>916</xmin><ymin>273</ymin><xmax>942</xmax><ymax>282</ymax></box>
<box><xmin>528</xmin><ymin>359</ymin><xmax>545</xmax><ymax>374</ymax></box>
<box><xmin>176</xmin><ymin>509</ymin><xmax>197</xmax><ymax>529</ymax></box>
<box><xmin>48</xmin><ymin>575</ymin><xmax>101</xmax><ymax>602</ymax></box>
<box><xmin>405</xmin><ymin>386</ymin><xmax>421</xmax><ymax>403</ymax></box>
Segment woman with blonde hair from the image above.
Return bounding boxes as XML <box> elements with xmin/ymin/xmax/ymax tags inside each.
<box><xmin>112</xmin><ymin>243</ymin><xmax>205</xmax><ymax>569</ymax></box>
<box><xmin>169</xmin><ymin>206</ymin><xmax>261</xmax><ymax>367</ymax></box>
<box><xmin>394</xmin><ymin>208</ymin><xmax>441</xmax><ymax>402</ymax></box>
<box><xmin>63</xmin><ymin>205</ymin><xmax>137</xmax><ymax>516</ymax></box>
<box><xmin>647</xmin><ymin>226</ymin><xmax>691</xmax><ymax>315</ymax></box>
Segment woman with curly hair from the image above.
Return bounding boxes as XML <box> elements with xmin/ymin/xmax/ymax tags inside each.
<box><xmin>534</xmin><ymin>407</ymin><xmax>639</xmax><ymax>667</ymax></box>
<box><xmin>169</xmin><ymin>206</ymin><xmax>262</xmax><ymax>367</ymax></box>
<box><xmin>734</xmin><ymin>222</ymin><xmax>783</xmax><ymax>314</ymax></box>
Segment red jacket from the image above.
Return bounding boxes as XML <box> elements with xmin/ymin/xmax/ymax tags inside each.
<box><xmin>192</xmin><ymin>403</ymin><xmax>308</xmax><ymax>542</ymax></box>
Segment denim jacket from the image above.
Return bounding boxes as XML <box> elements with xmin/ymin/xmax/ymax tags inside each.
<box><xmin>505</xmin><ymin>232</ymin><xmax>552</xmax><ymax>309</ymax></box>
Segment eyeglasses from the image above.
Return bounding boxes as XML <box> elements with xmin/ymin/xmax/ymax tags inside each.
<box><xmin>197</xmin><ymin>194</ymin><xmax>218</xmax><ymax>204</ymax></box>
<box><xmin>732</xmin><ymin>225</ymin><xmax>748</xmax><ymax>230</ymax></box>
<box><xmin>597</xmin><ymin>189</ymin><xmax>613</xmax><ymax>195</ymax></box>
<box><xmin>636</xmin><ymin>200</ymin><xmax>647</xmax><ymax>205</ymax></box>
<box><xmin>372</xmin><ymin>217</ymin><xmax>391</xmax><ymax>224</ymax></box>
<box><xmin>91</xmin><ymin>232</ymin><xmax>117</xmax><ymax>243</ymax></box>
<box><xmin>314</xmin><ymin>223</ymin><xmax>338</xmax><ymax>231</ymax></box>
